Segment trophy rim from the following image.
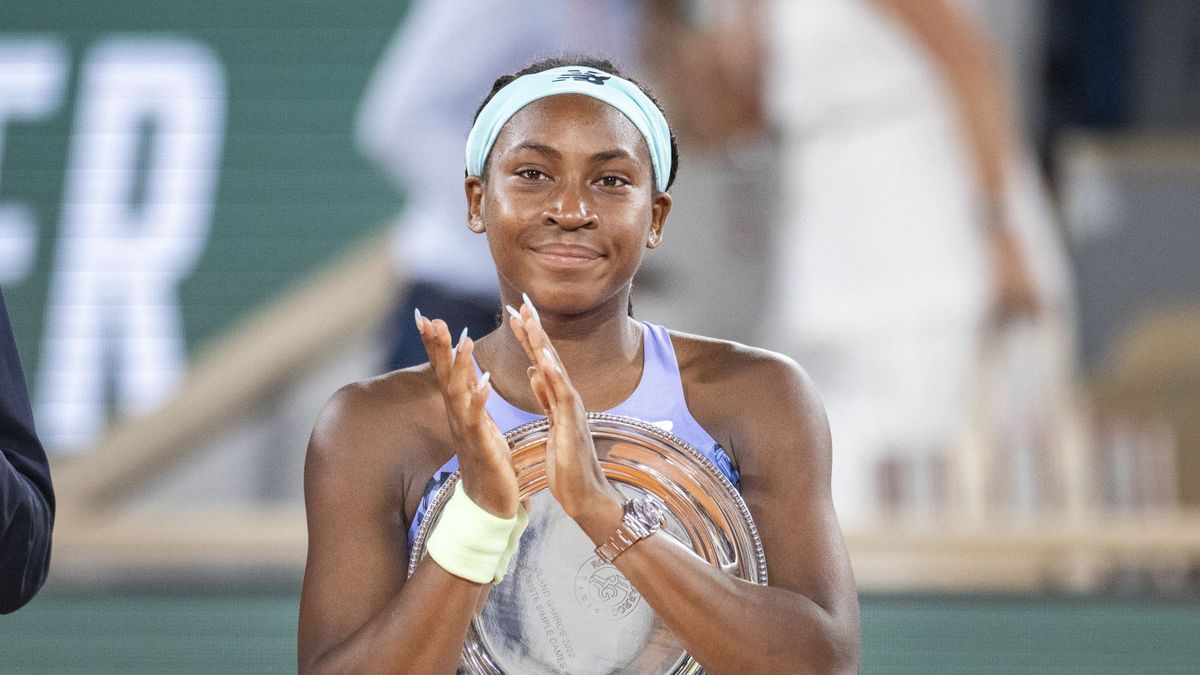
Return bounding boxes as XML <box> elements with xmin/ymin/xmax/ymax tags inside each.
<box><xmin>407</xmin><ymin>412</ymin><xmax>768</xmax><ymax>674</ymax></box>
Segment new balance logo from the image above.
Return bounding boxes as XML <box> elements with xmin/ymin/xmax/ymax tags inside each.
<box><xmin>552</xmin><ymin>69</ymin><xmax>610</xmax><ymax>85</ymax></box>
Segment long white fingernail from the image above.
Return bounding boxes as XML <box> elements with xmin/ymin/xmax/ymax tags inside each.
<box><xmin>458</xmin><ymin>326</ymin><xmax>468</xmax><ymax>348</ymax></box>
<box><xmin>478</xmin><ymin>371</ymin><xmax>491</xmax><ymax>389</ymax></box>
<box><xmin>522</xmin><ymin>292</ymin><xmax>539</xmax><ymax>321</ymax></box>
<box><xmin>414</xmin><ymin>307</ymin><xmax>423</xmax><ymax>328</ymax></box>
<box><xmin>505</xmin><ymin>304</ymin><xmax>522</xmax><ymax>321</ymax></box>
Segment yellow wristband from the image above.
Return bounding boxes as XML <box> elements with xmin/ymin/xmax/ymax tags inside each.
<box><xmin>493</xmin><ymin>502</ymin><xmax>529</xmax><ymax>584</ymax></box>
<box><xmin>426</xmin><ymin>481</ymin><xmax>518</xmax><ymax>584</ymax></box>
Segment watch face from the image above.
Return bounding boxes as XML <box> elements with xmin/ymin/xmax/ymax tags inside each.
<box><xmin>629</xmin><ymin>496</ymin><xmax>666</xmax><ymax>527</ymax></box>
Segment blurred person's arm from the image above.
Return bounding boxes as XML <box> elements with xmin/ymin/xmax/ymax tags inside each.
<box><xmin>0</xmin><ymin>288</ymin><xmax>55</xmax><ymax>614</ymax></box>
<box><xmin>354</xmin><ymin>0</ymin><xmax>476</xmax><ymax>187</ymax></box>
<box><xmin>644</xmin><ymin>0</ymin><xmax>766</xmax><ymax>148</ymax></box>
<box><xmin>877</xmin><ymin>0</ymin><xmax>1040</xmax><ymax>321</ymax></box>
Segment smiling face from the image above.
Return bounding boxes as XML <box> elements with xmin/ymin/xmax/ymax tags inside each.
<box><xmin>466</xmin><ymin>94</ymin><xmax>671</xmax><ymax>316</ymax></box>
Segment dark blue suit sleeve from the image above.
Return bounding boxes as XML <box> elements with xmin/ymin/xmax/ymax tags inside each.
<box><xmin>0</xmin><ymin>287</ymin><xmax>55</xmax><ymax>613</ymax></box>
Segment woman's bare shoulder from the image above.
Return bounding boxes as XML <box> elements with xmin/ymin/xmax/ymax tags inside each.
<box><xmin>667</xmin><ymin>330</ymin><xmax>826</xmax><ymax>456</ymax></box>
<box><xmin>307</xmin><ymin>365</ymin><xmax>447</xmax><ymax>479</ymax></box>
<box><xmin>668</xmin><ymin>329</ymin><xmax>815</xmax><ymax>396</ymax></box>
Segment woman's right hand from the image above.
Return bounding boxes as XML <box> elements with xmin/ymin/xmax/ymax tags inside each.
<box><xmin>416</xmin><ymin>311</ymin><xmax>519</xmax><ymax>518</ymax></box>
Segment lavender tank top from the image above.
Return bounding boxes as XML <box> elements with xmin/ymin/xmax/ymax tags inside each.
<box><xmin>406</xmin><ymin>322</ymin><xmax>740</xmax><ymax>548</ymax></box>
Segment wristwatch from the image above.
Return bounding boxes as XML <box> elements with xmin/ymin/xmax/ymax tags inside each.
<box><xmin>595</xmin><ymin>496</ymin><xmax>668</xmax><ymax>563</ymax></box>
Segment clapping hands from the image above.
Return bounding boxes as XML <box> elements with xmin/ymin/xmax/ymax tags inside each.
<box><xmin>417</xmin><ymin>295</ymin><xmax>623</xmax><ymax>536</ymax></box>
<box><xmin>505</xmin><ymin>296</ymin><xmax>623</xmax><ymax>531</ymax></box>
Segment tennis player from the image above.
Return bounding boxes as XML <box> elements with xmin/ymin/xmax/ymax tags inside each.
<box><xmin>299</xmin><ymin>57</ymin><xmax>860</xmax><ymax>673</ymax></box>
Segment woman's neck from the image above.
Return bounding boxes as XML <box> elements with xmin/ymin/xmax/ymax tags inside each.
<box><xmin>474</xmin><ymin>293</ymin><xmax>644</xmax><ymax>412</ymax></box>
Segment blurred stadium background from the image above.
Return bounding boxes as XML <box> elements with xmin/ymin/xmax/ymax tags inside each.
<box><xmin>2</xmin><ymin>0</ymin><xmax>1200</xmax><ymax>672</ymax></box>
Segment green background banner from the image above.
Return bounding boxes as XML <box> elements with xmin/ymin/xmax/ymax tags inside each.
<box><xmin>1</xmin><ymin>1</ymin><xmax>412</xmax><ymax>446</ymax></box>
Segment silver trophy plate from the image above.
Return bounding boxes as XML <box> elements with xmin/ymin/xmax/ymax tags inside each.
<box><xmin>408</xmin><ymin>413</ymin><xmax>767</xmax><ymax>674</ymax></box>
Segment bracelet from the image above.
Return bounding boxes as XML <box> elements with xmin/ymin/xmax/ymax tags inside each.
<box><xmin>426</xmin><ymin>481</ymin><xmax>519</xmax><ymax>584</ymax></box>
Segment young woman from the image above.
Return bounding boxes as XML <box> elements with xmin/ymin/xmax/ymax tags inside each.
<box><xmin>298</xmin><ymin>57</ymin><xmax>860</xmax><ymax>674</ymax></box>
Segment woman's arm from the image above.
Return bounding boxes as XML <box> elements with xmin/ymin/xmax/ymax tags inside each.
<box><xmin>586</xmin><ymin>360</ymin><xmax>858</xmax><ymax>673</ymax></box>
<box><xmin>297</xmin><ymin>388</ymin><xmax>480</xmax><ymax>674</ymax></box>
<box><xmin>643</xmin><ymin>0</ymin><xmax>766</xmax><ymax>148</ymax></box>
<box><xmin>512</xmin><ymin>307</ymin><xmax>860</xmax><ymax>674</ymax></box>
<box><xmin>877</xmin><ymin>0</ymin><xmax>1040</xmax><ymax>320</ymax></box>
<box><xmin>298</xmin><ymin>319</ymin><xmax>519</xmax><ymax>674</ymax></box>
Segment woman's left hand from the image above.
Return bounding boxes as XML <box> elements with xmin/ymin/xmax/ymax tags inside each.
<box><xmin>506</xmin><ymin>301</ymin><xmax>623</xmax><ymax>538</ymax></box>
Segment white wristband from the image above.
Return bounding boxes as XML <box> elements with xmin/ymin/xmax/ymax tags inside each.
<box><xmin>493</xmin><ymin>502</ymin><xmax>529</xmax><ymax>584</ymax></box>
<box><xmin>426</xmin><ymin>481</ymin><xmax>518</xmax><ymax>584</ymax></box>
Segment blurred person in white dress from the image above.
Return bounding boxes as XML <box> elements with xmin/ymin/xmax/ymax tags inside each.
<box><xmin>647</xmin><ymin>0</ymin><xmax>1078</xmax><ymax>527</ymax></box>
<box><xmin>758</xmin><ymin>0</ymin><xmax>1079</xmax><ymax>528</ymax></box>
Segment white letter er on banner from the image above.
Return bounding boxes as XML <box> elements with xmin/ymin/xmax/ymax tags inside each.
<box><xmin>37</xmin><ymin>36</ymin><xmax>226</xmax><ymax>452</ymax></box>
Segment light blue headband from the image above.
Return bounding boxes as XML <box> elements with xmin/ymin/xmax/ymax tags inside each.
<box><xmin>465</xmin><ymin>66</ymin><xmax>672</xmax><ymax>193</ymax></box>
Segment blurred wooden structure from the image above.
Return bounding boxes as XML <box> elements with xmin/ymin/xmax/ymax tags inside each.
<box><xmin>1091</xmin><ymin>307</ymin><xmax>1200</xmax><ymax>507</ymax></box>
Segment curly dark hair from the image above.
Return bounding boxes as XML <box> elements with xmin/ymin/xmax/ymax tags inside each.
<box><xmin>471</xmin><ymin>55</ymin><xmax>680</xmax><ymax>193</ymax></box>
